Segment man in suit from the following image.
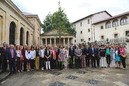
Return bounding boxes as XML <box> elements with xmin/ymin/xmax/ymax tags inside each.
<box><xmin>7</xmin><ymin>44</ymin><xmax>17</xmax><ymax>73</ymax></box>
<box><xmin>94</xmin><ymin>45</ymin><xmax>99</xmax><ymax>68</ymax></box>
<box><xmin>88</xmin><ymin>45</ymin><xmax>95</xmax><ymax>68</ymax></box>
<box><xmin>69</xmin><ymin>44</ymin><xmax>75</xmax><ymax>68</ymax></box>
<box><xmin>1</xmin><ymin>42</ymin><xmax>8</xmax><ymax>72</ymax></box>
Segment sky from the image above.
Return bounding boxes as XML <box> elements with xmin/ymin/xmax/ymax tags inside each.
<box><xmin>11</xmin><ymin>0</ymin><xmax>129</xmax><ymax>23</ymax></box>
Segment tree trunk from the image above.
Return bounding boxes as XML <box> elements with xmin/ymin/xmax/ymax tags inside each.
<box><xmin>58</xmin><ymin>28</ymin><xmax>61</xmax><ymax>46</ymax></box>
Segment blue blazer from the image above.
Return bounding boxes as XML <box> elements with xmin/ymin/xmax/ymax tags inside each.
<box><xmin>6</xmin><ymin>48</ymin><xmax>17</xmax><ymax>60</ymax></box>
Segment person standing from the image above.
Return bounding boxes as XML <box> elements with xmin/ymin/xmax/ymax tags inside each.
<box><xmin>63</xmin><ymin>46</ymin><xmax>69</xmax><ymax>69</ymax></box>
<box><xmin>35</xmin><ymin>45</ymin><xmax>40</xmax><ymax>70</ymax></box>
<box><xmin>7</xmin><ymin>44</ymin><xmax>17</xmax><ymax>73</ymax></box>
<box><xmin>99</xmin><ymin>45</ymin><xmax>107</xmax><ymax>68</ymax></box>
<box><xmin>110</xmin><ymin>45</ymin><xmax>116</xmax><ymax>67</ymax></box>
<box><xmin>81</xmin><ymin>45</ymin><xmax>86</xmax><ymax>68</ymax></box>
<box><xmin>69</xmin><ymin>44</ymin><xmax>75</xmax><ymax>68</ymax></box>
<box><xmin>1</xmin><ymin>42</ymin><xmax>8</xmax><ymax>72</ymax></box>
<box><xmin>74</xmin><ymin>45</ymin><xmax>82</xmax><ymax>68</ymax></box>
<box><xmin>39</xmin><ymin>46</ymin><xmax>45</xmax><ymax>70</ymax></box>
<box><xmin>94</xmin><ymin>45</ymin><xmax>99</xmax><ymax>68</ymax></box>
<box><xmin>106</xmin><ymin>45</ymin><xmax>111</xmax><ymax>67</ymax></box>
<box><xmin>119</xmin><ymin>44</ymin><xmax>127</xmax><ymax>69</ymax></box>
<box><xmin>30</xmin><ymin>46</ymin><xmax>36</xmax><ymax>70</ymax></box>
<box><xmin>25</xmin><ymin>46</ymin><xmax>31</xmax><ymax>71</ymax></box>
<box><xmin>44</xmin><ymin>46</ymin><xmax>51</xmax><ymax>70</ymax></box>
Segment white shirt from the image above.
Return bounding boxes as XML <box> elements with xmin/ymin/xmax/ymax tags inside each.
<box><xmin>39</xmin><ymin>49</ymin><xmax>45</xmax><ymax>58</ymax></box>
<box><xmin>30</xmin><ymin>50</ymin><xmax>36</xmax><ymax>59</ymax></box>
<box><xmin>16</xmin><ymin>50</ymin><xmax>21</xmax><ymax>58</ymax></box>
<box><xmin>25</xmin><ymin>50</ymin><xmax>31</xmax><ymax>60</ymax></box>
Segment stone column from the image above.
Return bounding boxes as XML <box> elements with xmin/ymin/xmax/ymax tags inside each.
<box><xmin>45</xmin><ymin>38</ymin><xmax>47</xmax><ymax>46</ymax></box>
<box><xmin>0</xmin><ymin>16</ymin><xmax>2</xmax><ymax>45</ymax></box>
<box><xmin>50</xmin><ymin>38</ymin><xmax>51</xmax><ymax>46</ymax></box>
<box><xmin>68</xmin><ymin>38</ymin><xmax>69</xmax><ymax>46</ymax></box>
<box><xmin>23</xmin><ymin>30</ymin><xmax>26</xmax><ymax>45</ymax></box>
<box><xmin>15</xmin><ymin>22</ymin><xmax>20</xmax><ymax>45</ymax></box>
<box><xmin>63</xmin><ymin>38</ymin><xmax>65</xmax><ymax>46</ymax></box>
<box><xmin>54</xmin><ymin>38</ymin><xmax>56</xmax><ymax>46</ymax></box>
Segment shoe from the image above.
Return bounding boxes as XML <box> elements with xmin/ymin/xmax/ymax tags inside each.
<box><xmin>122</xmin><ymin>68</ymin><xmax>126</xmax><ymax>70</ymax></box>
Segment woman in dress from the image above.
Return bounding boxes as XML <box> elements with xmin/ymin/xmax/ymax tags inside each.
<box><xmin>115</xmin><ymin>46</ymin><xmax>121</xmax><ymax>68</ymax></box>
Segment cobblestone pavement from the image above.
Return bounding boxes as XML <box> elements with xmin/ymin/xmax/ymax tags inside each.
<box><xmin>0</xmin><ymin>67</ymin><xmax>129</xmax><ymax>86</ymax></box>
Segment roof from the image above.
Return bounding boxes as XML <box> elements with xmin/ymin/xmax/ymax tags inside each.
<box><xmin>5</xmin><ymin>0</ymin><xmax>34</xmax><ymax>29</ymax></box>
<box><xmin>40</xmin><ymin>29</ymin><xmax>73</xmax><ymax>36</ymax></box>
<box><xmin>93</xmin><ymin>11</ymin><xmax>129</xmax><ymax>24</ymax></box>
<box><xmin>72</xmin><ymin>10</ymin><xmax>112</xmax><ymax>24</ymax></box>
<box><xmin>23</xmin><ymin>12</ymin><xmax>42</xmax><ymax>25</ymax></box>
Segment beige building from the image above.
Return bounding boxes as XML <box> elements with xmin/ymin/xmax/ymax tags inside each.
<box><xmin>0</xmin><ymin>0</ymin><xmax>41</xmax><ymax>46</ymax></box>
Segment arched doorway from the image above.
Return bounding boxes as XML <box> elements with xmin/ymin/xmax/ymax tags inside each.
<box><xmin>9</xmin><ymin>21</ymin><xmax>16</xmax><ymax>44</ymax></box>
<box><xmin>20</xmin><ymin>27</ymin><xmax>24</xmax><ymax>45</ymax></box>
<box><xmin>26</xmin><ymin>31</ymin><xmax>29</xmax><ymax>45</ymax></box>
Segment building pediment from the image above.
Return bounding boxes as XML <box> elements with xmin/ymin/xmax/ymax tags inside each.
<box><xmin>41</xmin><ymin>29</ymin><xmax>72</xmax><ymax>36</ymax></box>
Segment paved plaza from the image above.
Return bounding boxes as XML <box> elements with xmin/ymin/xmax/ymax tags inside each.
<box><xmin>0</xmin><ymin>67</ymin><xmax>129</xmax><ymax>86</ymax></box>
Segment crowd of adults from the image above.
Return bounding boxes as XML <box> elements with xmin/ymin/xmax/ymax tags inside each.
<box><xmin>0</xmin><ymin>42</ymin><xmax>127</xmax><ymax>74</ymax></box>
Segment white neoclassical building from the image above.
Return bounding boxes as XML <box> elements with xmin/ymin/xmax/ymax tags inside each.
<box><xmin>0</xmin><ymin>0</ymin><xmax>41</xmax><ymax>46</ymax></box>
<box><xmin>40</xmin><ymin>30</ymin><xmax>73</xmax><ymax>47</ymax></box>
<box><xmin>72</xmin><ymin>11</ymin><xmax>112</xmax><ymax>44</ymax></box>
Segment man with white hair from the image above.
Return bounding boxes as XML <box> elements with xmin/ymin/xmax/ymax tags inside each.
<box><xmin>7</xmin><ymin>44</ymin><xmax>17</xmax><ymax>73</ymax></box>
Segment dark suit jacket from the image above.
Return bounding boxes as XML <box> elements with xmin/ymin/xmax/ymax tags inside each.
<box><xmin>88</xmin><ymin>47</ymin><xmax>94</xmax><ymax>56</ymax></box>
<box><xmin>6</xmin><ymin>48</ymin><xmax>17</xmax><ymax>60</ymax></box>
<box><xmin>44</xmin><ymin>49</ymin><xmax>51</xmax><ymax>61</ymax></box>
<box><xmin>94</xmin><ymin>48</ymin><xmax>99</xmax><ymax>58</ymax></box>
<box><xmin>69</xmin><ymin>47</ymin><xmax>75</xmax><ymax>56</ymax></box>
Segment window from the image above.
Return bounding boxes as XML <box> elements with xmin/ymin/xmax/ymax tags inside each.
<box><xmin>101</xmin><ymin>35</ymin><xmax>104</xmax><ymax>40</ymax></box>
<box><xmin>120</xmin><ymin>17</ymin><xmax>128</xmax><ymax>25</ymax></box>
<box><xmin>74</xmin><ymin>40</ymin><xmax>76</xmax><ymax>42</ymax></box>
<box><xmin>114</xmin><ymin>33</ymin><xmax>118</xmax><ymax>38</ymax></box>
<box><xmin>112</xmin><ymin>19</ymin><xmax>119</xmax><ymax>27</ymax></box>
<box><xmin>101</xmin><ymin>26</ymin><xmax>103</xmax><ymax>29</ymax></box>
<box><xmin>81</xmin><ymin>39</ymin><xmax>83</xmax><ymax>42</ymax></box>
<box><xmin>88</xmin><ymin>29</ymin><xmax>90</xmax><ymax>32</ymax></box>
<box><xmin>88</xmin><ymin>38</ymin><xmax>90</xmax><ymax>41</ymax></box>
<box><xmin>80</xmin><ymin>31</ymin><xmax>82</xmax><ymax>34</ymax></box>
<box><xmin>80</xmin><ymin>22</ymin><xmax>82</xmax><ymax>26</ymax></box>
<box><xmin>105</xmin><ymin>21</ymin><xmax>111</xmax><ymax>28</ymax></box>
<box><xmin>88</xmin><ymin>19</ymin><xmax>90</xmax><ymax>24</ymax></box>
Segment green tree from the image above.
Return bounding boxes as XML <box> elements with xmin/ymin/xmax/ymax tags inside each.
<box><xmin>42</xmin><ymin>6</ymin><xmax>76</xmax><ymax>45</ymax></box>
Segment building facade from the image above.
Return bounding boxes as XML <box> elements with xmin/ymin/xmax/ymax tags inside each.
<box><xmin>93</xmin><ymin>11</ymin><xmax>129</xmax><ymax>44</ymax></box>
<box><xmin>0</xmin><ymin>0</ymin><xmax>41</xmax><ymax>46</ymax></box>
<box><xmin>72</xmin><ymin>11</ymin><xmax>112</xmax><ymax>44</ymax></box>
<box><xmin>41</xmin><ymin>30</ymin><xmax>73</xmax><ymax>47</ymax></box>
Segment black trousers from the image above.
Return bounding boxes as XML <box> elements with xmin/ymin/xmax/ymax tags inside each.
<box><xmin>95</xmin><ymin>58</ymin><xmax>100</xmax><ymax>67</ymax></box>
<box><xmin>86</xmin><ymin>55</ymin><xmax>90</xmax><ymax>67</ymax></box>
<box><xmin>75</xmin><ymin>57</ymin><xmax>81</xmax><ymax>68</ymax></box>
<box><xmin>9</xmin><ymin>58</ymin><xmax>16</xmax><ymax>73</ymax></box>
<box><xmin>39</xmin><ymin>58</ymin><xmax>45</xmax><ymax>69</ymax></box>
<box><xmin>30</xmin><ymin>59</ymin><xmax>35</xmax><ymax>69</ymax></box>
<box><xmin>2</xmin><ymin>58</ymin><xmax>7</xmax><ymax>72</ymax></box>
<box><xmin>91</xmin><ymin>56</ymin><xmax>96</xmax><ymax>68</ymax></box>
<box><xmin>106</xmin><ymin>55</ymin><xmax>111</xmax><ymax>67</ymax></box>
<box><xmin>121</xmin><ymin>56</ymin><xmax>126</xmax><ymax>68</ymax></box>
<box><xmin>69</xmin><ymin>55</ymin><xmax>74</xmax><ymax>68</ymax></box>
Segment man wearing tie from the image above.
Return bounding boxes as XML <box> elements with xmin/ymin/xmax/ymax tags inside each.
<box><xmin>7</xmin><ymin>44</ymin><xmax>17</xmax><ymax>73</ymax></box>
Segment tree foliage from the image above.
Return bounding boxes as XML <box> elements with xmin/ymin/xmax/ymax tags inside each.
<box><xmin>42</xmin><ymin>7</ymin><xmax>76</xmax><ymax>35</ymax></box>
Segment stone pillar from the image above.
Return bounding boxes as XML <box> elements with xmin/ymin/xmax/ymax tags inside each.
<box><xmin>0</xmin><ymin>16</ymin><xmax>2</xmax><ymax>45</ymax></box>
<box><xmin>68</xmin><ymin>38</ymin><xmax>69</xmax><ymax>46</ymax></box>
<box><xmin>63</xmin><ymin>38</ymin><xmax>65</xmax><ymax>46</ymax></box>
<box><xmin>50</xmin><ymin>38</ymin><xmax>51</xmax><ymax>46</ymax></box>
<box><xmin>23</xmin><ymin>30</ymin><xmax>26</xmax><ymax>45</ymax></box>
<box><xmin>54</xmin><ymin>38</ymin><xmax>56</xmax><ymax>46</ymax></box>
<box><xmin>15</xmin><ymin>22</ymin><xmax>20</xmax><ymax>45</ymax></box>
<box><xmin>45</xmin><ymin>38</ymin><xmax>47</xmax><ymax>46</ymax></box>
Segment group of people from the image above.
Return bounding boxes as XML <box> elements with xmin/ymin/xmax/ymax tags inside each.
<box><xmin>0</xmin><ymin>42</ymin><xmax>127</xmax><ymax>74</ymax></box>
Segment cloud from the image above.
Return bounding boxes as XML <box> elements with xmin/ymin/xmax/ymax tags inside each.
<box><xmin>12</xmin><ymin>0</ymin><xmax>129</xmax><ymax>23</ymax></box>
